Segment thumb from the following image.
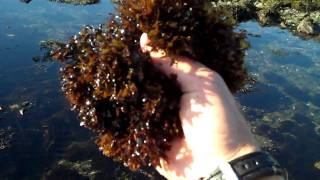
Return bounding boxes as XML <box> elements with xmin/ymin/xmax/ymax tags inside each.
<box><xmin>140</xmin><ymin>33</ymin><xmax>218</xmax><ymax>93</ymax></box>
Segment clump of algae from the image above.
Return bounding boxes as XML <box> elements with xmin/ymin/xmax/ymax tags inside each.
<box><xmin>50</xmin><ymin>0</ymin><xmax>249</xmax><ymax>170</ymax></box>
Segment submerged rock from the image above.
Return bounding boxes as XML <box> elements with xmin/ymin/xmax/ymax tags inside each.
<box><xmin>8</xmin><ymin>101</ymin><xmax>32</xmax><ymax>116</ymax></box>
<box><xmin>32</xmin><ymin>56</ymin><xmax>41</xmax><ymax>62</ymax></box>
<box><xmin>0</xmin><ymin>127</ymin><xmax>14</xmax><ymax>150</ymax></box>
<box><xmin>50</xmin><ymin>0</ymin><xmax>249</xmax><ymax>170</ymax></box>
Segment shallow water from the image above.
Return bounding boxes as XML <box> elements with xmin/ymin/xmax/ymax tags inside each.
<box><xmin>0</xmin><ymin>0</ymin><xmax>319</xmax><ymax>179</ymax></box>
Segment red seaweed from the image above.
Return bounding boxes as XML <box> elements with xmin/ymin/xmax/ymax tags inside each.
<box><xmin>50</xmin><ymin>0</ymin><xmax>249</xmax><ymax>170</ymax></box>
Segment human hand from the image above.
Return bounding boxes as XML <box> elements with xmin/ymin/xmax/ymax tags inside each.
<box><xmin>140</xmin><ymin>33</ymin><xmax>260</xmax><ymax>179</ymax></box>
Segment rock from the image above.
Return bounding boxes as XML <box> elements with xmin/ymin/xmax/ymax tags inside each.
<box><xmin>9</xmin><ymin>104</ymin><xmax>19</xmax><ymax>111</ymax></box>
<box><xmin>0</xmin><ymin>106</ymin><xmax>3</xmax><ymax>112</ymax></box>
<box><xmin>310</xmin><ymin>12</ymin><xmax>320</xmax><ymax>23</ymax></box>
<box><xmin>254</xmin><ymin>2</ymin><xmax>264</xmax><ymax>9</ymax></box>
<box><xmin>280</xmin><ymin>22</ymin><xmax>287</xmax><ymax>28</ymax></box>
<box><xmin>257</xmin><ymin>10</ymin><xmax>272</xmax><ymax>26</ymax></box>
<box><xmin>297</xmin><ymin>18</ymin><xmax>316</xmax><ymax>35</ymax></box>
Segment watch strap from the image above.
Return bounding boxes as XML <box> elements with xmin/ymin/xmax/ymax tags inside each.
<box><xmin>229</xmin><ymin>151</ymin><xmax>287</xmax><ymax>180</ymax></box>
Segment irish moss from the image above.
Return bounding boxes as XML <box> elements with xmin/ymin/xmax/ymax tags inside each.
<box><xmin>50</xmin><ymin>0</ymin><xmax>249</xmax><ymax>170</ymax></box>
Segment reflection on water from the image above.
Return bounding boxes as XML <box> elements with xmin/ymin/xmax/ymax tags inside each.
<box><xmin>0</xmin><ymin>0</ymin><xmax>320</xmax><ymax>179</ymax></box>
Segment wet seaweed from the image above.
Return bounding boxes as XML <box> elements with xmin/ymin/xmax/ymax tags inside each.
<box><xmin>50</xmin><ymin>0</ymin><xmax>249</xmax><ymax>170</ymax></box>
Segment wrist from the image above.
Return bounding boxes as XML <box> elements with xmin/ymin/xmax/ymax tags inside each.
<box><xmin>200</xmin><ymin>151</ymin><xmax>287</xmax><ymax>180</ymax></box>
<box><xmin>226</xmin><ymin>144</ymin><xmax>260</xmax><ymax>162</ymax></box>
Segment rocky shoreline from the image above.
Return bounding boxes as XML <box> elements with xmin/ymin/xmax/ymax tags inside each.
<box><xmin>216</xmin><ymin>0</ymin><xmax>320</xmax><ymax>40</ymax></box>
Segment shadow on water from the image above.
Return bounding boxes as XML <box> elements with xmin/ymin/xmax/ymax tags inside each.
<box><xmin>311</xmin><ymin>93</ymin><xmax>320</xmax><ymax>107</ymax></box>
<box><xmin>263</xmin><ymin>72</ymin><xmax>311</xmax><ymax>102</ymax></box>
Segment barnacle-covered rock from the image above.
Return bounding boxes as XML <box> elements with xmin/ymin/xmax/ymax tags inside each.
<box><xmin>50</xmin><ymin>0</ymin><xmax>248</xmax><ymax>170</ymax></box>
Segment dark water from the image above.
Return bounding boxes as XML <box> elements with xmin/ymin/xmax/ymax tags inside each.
<box><xmin>0</xmin><ymin>0</ymin><xmax>319</xmax><ymax>179</ymax></box>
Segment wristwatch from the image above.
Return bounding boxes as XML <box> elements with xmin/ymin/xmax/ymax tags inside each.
<box><xmin>199</xmin><ymin>151</ymin><xmax>288</xmax><ymax>180</ymax></box>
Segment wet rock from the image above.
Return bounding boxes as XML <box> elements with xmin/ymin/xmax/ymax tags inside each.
<box><xmin>0</xmin><ymin>106</ymin><xmax>4</xmax><ymax>112</ymax></box>
<box><xmin>254</xmin><ymin>1</ymin><xmax>263</xmax><ymax>9</ymax></box>
<box><xmin>9</xmin><ymin>104</ymin><xmax>19</xmax><ymax>111</ymax></box>
<box><xmin>257</xmin><ymin>10</ymin><xmax>271</xmax><ymax>26</ymax></box>
<box><xmin>297</xmin><ymin>18</ymin><xmax>317</xmax><ymax>35</ymax></box>
<box><xmin>217</xmin><ymin>0</ymin><xmax>320</xmax><ymax>39</ymax></box>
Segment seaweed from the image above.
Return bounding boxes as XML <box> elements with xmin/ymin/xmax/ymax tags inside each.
<box><xmin>50</xmin><ymin>0</ymin><xmax>249</xmax><ymax>170</ymax></box>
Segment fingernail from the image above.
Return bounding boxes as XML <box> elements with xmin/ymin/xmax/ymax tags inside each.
<box><xmin>140</xmin><ymin>33</ymin><xmax>149</xmax><ymax>53</ymax></box>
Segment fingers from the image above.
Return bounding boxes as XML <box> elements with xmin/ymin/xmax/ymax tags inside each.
<box><xmin>140</xmin><ymin>33</ymin><xmax>220</xmax><ymax>93</ymax></box>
